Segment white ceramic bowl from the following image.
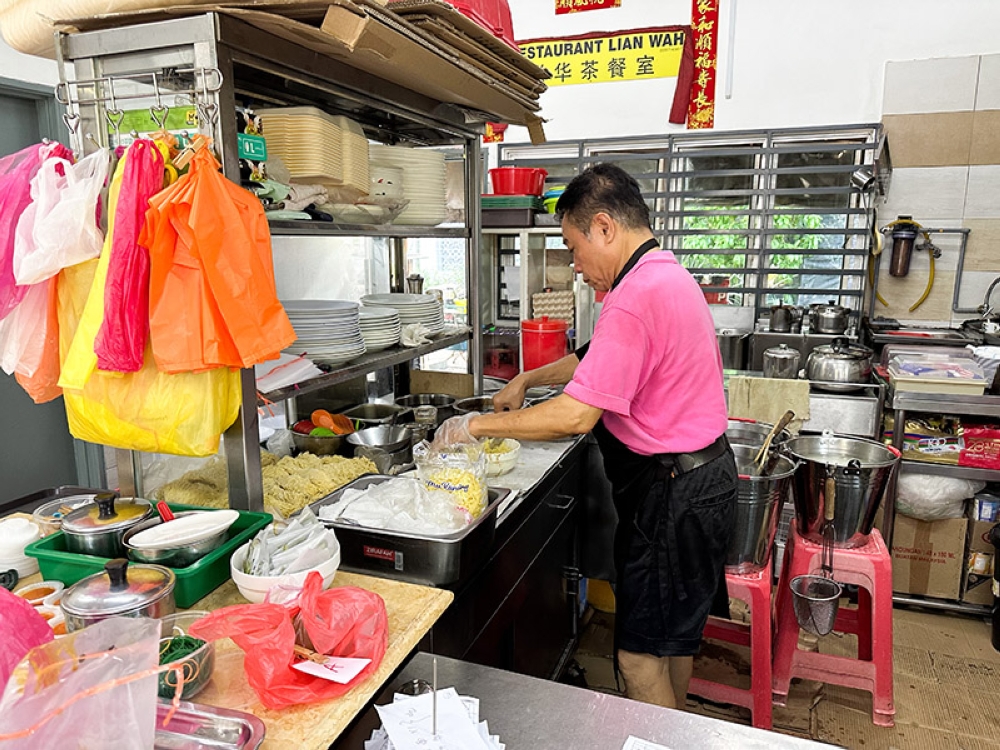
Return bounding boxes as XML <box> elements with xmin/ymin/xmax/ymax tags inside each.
<box><xmin>229</xmin><ymin>540</ymin><xmax>340</xmax><ymax>603</ymax></box>
<box><xmin>485</xmin><ymin>438</ymin><xmax>520</xmax><ymax>477</ymax></box>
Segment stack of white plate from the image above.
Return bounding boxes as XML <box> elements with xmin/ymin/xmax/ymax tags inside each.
<box><xmin>282</xmin><ymin>300</ymin><xmax>366</xmax><ymax>366</ymax></box>
<box><xmin>369</xmin><ymin>144</ymin><xmax>446</xmax><ymax>226</ymax></box>
<box><xmin>258</xmin><ymin>107</ymin><xmax>370</xmax><ymax>198</ymax></box>
<box><xmin>358</xmin><ymin>306</ymin><xmax>402</xmax><ymax>352</ymax></box>
<box><xmin>360</xmin><ymin>293</ymin><xmax>444</xmax><ymax>336</ymax></box>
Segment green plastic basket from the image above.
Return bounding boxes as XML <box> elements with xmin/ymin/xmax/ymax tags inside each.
<box><xmin>23</xmin><ymin>504</ymin><xmax>272</xmax><ymax>608</ymax></box>
<box><xmin>481</xmin><ymin>195</ymin><xmax>544</xmax><ymax>210</ymax></box>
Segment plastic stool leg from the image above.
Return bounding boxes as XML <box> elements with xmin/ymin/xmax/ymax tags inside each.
<box><xmin>856</xmin><ymin>586</ymin><xmax>873</xmax><ymax>662</ymax></box>
<box><xmin>771</xmin><ymin>533</ymin><xmax>802</xmax><ymax>704</ymax></box>
<box><xmin>749</xmin><ymin>578</ymin><xmax>773</xmax><ymax>729</ymax></box>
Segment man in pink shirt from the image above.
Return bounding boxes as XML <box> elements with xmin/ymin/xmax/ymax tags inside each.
<box><xmin>436</xmin><ymin>163</ymin><xmax>736</xmax><ymax>709</ymax></box>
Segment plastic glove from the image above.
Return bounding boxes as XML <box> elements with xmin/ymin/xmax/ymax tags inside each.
<box><xmin>432</xmin><ymin>412</ymin><xmax>480</xmax><ymax>450</ymax></box>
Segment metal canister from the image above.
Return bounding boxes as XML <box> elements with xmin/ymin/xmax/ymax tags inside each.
<box><xmin>762</xmin><ymin>343</ymin><xmax>801</xmax><ymax>379</ymax></box>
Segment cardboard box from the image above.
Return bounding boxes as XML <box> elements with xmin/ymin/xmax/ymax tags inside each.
<box><xmin>891</xmin><ymin>515</ymin><xmax>967</xmax><ymax>600</ymax></box>
<box><xmin>962</xmin><ymin>517</ymin><xmax>997</xmax><ymax>606</ymax></box>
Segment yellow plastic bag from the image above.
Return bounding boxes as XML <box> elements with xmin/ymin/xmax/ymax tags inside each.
<box><xmin>57</xmin><ymin>152</ymin><xmax>241</xmax><ymax>457</ymax></box>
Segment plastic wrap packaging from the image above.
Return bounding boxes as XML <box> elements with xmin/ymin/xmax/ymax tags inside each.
<box><xmin>0</xmin><ymin>617</ymin><xmax>160</xmax><ymax>749</ymax></box>
<box><xmin>320</xmin><ymin>477</ymin><xmax>469</xmax><ymax>534</ymax></box>
<box><xmin>413</xmin><ymin>440</ymin><xmax>487</xmax><ymax>519</ymax></box>
<box><xmin>896</xmin><ymin>473</ymin><xmax>986</xmax><ymax>521</ymax></box>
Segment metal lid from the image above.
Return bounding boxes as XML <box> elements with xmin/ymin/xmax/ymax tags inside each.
<box><xmin>61</xmin><ymin>559</ymin><xmax>175</xmax><ymax>617</ymax></box>
<box><xmin>813</xmin><ymin>338</ymin><xmax>872</xmax><ymax>361</ymax></box>
<box><xmin>61</xmin><ymin>493</ymin><xmax>152</xmax><ymax>535</ymax></box>
<box><xmin>764</xmin><ymin>343</ymin><xmax>800</xmax><ymax>360</ymax></box>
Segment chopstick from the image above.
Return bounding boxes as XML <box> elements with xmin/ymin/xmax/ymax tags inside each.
<box><xmin>292</xmin><ymin>645</ymin><xmax>327</xmax><ymax>663</ymax></box>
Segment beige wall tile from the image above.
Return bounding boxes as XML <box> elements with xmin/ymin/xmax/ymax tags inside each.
<box><xmin>883</xmin><ymin>112</ymin><xmax>973</xmax><ymax>167</ymax></box>
<box><xmin>884</xmin><ymin>56</ymin><xmax>980</xmax><ymax>115</ymax></box>
<box><xmin>874</xmin><ymin>267</ymin><xmax>956</xmax><ymax>322</ymax></box>
<box><xmin>970</xmin><ymin>110</ymin><xmax>1000</xmax><ymax>165</ymax></box>
<box><xmin>957</xmin><ymin>270</ymin><xmax>1000</xmax><ymax>313</ymax></box>
<box><xmin>962</xmin><ymin>219</ymin><xmax>1000</xmax><ymax>271</ymax></box>
<box><xmin>966</xmin><ymin>165</ymin><xmax>1000</xmax><ymax>218</ymax></box>
<box><xmin>881</xmin><ymin>166</ymin><xmax>969</xmax><ymax>220</ymax></box>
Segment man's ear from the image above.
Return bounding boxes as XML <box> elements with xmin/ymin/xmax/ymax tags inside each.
<box><xmin>591</xmin><ymin>212</ymin><xmax>615</xmax><ymax>242</ymax></box>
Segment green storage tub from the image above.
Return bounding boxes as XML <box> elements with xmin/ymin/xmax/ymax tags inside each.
<box><xmin>23</xmin><ymin>504</ymin><xmax>272</xmax><ymax>608</ymax></box>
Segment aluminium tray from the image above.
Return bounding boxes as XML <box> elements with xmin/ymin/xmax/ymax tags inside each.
<box><xmin>155</xmin><ymin>698</ymin><xmax>265</xmax><ymax>749</ymax></box>
<box><xmin>308</xmin><ymin>475</ymin><xmax>509</xmax><ymax>587</ymax></box>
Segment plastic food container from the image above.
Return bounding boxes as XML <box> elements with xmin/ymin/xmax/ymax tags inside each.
<box><xmin>229</xmin><ymin>541</ymin><xmax>340</xmax><ymax>603</ymax></box>
<box><xmin>14</xmin><ymin>580</ymin><xmax>64</xmax><ymax>606</ymax></box>
<box><xmin>484</xmin><ymin>438</ymin><xmax>520</xmax><ymax>477</ymax></box>
<box><xmin>489</xmin><ymin>167</ymin><xmax>547</xmax><ymax>196</ymax></box>
<box><xmin>521</xmin><ymin>316</ymin><xmax>569</xmax><ymax>371</ymax></box>
<box><xmin>158</xmin><ymin>611</ymin><xmax>215</xmax><ymax>700</ymax></box>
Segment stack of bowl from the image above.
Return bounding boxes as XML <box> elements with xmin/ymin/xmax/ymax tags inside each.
<box><xmin>0</xmin><ymin>516</ymin><xmax>42</xmax><ymax>578</ymax></box>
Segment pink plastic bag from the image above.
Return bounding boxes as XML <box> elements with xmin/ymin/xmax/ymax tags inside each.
<box><xmin>0</xmin><ymin>617</ymin><xmax>160</xmax><ymax>749</ymax></box>
<box><xmin>94</xmin><ymin>140</ymin><xmax>164</xmax><ymax>373</ymax></box>
<box><xmin>12</xmin><ymin>148</ymin><xmax>108</xmax><ymax>285</ymax></box>
<box><xmin>0</xmin><ymin>589</ymin><xmax>53</xmax><ymax>695</ymax></box>
<box><xmin>0</xmin><ymin>142</ymin><xmax>72</xmax><ymax>323</ymax></box>
<box><xmin>189</xmin><ymin>572</ymin><xmax>388</xmax><ymax>709</ymax></box>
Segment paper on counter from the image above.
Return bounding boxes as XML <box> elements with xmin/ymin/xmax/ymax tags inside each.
<box><xmin>255</xmin><ymin>352</ymin><xmax>325</xmax><ymax>393</ymax></box>
<box><xmin>375</xmin><ymin>688</ymin><xmax>491</xmax><ymax>750</ymax></box>
<box><xmin>292</xmin><ymin>656</ymin><xmax>371</xmax><ymax>684</ymax></box>
<box><xmin>622</xmin><ymin>737</ymin><xmax>674</xmax><ymax>750</ymax></box>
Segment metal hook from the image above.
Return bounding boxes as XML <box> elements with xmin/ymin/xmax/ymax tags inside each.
<box><xmin>104</xmin><ymin>77</ymin><xmax>125</xmax><ymax>147</ymax></box>
<box><xmin>149</xmin><ymin>72</ymin><xmax>169</xmax><ymax>130</ymax></box>
<box><xmin>62</xmin><ymin>112</ymin><xmax>81</xmax><ymax>136</ymax></box>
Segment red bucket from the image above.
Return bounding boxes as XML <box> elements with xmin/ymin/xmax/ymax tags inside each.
<box><xmin>489</xmin><ymin>167</ymin><xmax>548</xmax><ymax>196</ymax></box>
<box><xmin>521</xmin><ymin>316</ymin><xmax>568</xmax><ymax>371</ymax></box>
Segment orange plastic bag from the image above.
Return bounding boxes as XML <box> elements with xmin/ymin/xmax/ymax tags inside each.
<box><xmin>14</xmin><ymin>275</ymin><xmax>61</xmax><ymax>403</ymax></box>
<box><xmin>188</xmin><ymin>572</ymin><xmax>388</xmax><ymax>710</ymax></box>
<box><xmin>143</xmin><ymin>148</ymin><xmax>295</xmax><ymax>373</ymax></box>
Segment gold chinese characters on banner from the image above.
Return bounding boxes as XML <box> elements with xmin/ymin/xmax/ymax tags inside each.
<box><xmin>518</xmin><ymin>26</ymin><xmax>686</xmax><ymax>86</ymax></box>
<box><xmin>555</xmin><ymin>0</ymin><xmax>622</xmax><ymax>13</ymax></box>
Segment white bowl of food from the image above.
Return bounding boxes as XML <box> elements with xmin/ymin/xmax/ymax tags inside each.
<box><xmin>229</xmin><ymin>539</ymin><xmax>340</xmax><ymax>604</ymax></box>
<box><xmin>484</xmin><ymin>438</ymin><xmax>520</xmax><ymax>477</ymax></box>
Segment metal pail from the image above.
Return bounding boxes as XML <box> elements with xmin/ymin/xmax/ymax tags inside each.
<box><xmin>728</xmin><ymin>444</ymin><xmax>798</xmax><ymax>573</ymax></box>
<box><xmin>726</xmin><ymin>418</ymin><xmax>791</xmax><ymax>448</ymax></box>
<box><xmin>784</xmin><ymin>433</ymin><xmax>898</xmax><ymax>548</ymax></box>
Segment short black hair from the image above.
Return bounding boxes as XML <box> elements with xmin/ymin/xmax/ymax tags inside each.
<box><xmin>555</xmin><ymin>163</ymin><xmax>651</xmax><ymax>234</ymax></box>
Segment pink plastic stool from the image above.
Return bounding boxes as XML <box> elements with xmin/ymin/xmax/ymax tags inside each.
<box><xmin>689</xmin><ymin>560</ymin><xmax>773</xmax><ymax>729</ymax></box>
<box><xmin>772</xmin><ymin>522</ymin><xmax>895</xmax><ymax>726</ymax></box>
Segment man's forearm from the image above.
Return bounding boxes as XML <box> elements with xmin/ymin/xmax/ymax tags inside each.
<box><xmin>517</xmin><ymin>353</ymin><xmax>580</xmax><ymax>389</ymax></box>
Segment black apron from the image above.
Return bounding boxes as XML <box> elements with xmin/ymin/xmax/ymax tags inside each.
<box><xmin>582</xmin><ymin>239</ymin><xmax>731</xmax><ymax>632</ymax></box>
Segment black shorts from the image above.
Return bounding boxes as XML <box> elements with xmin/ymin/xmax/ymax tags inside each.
<box><xmin>614</xmin><ymin>451</ymin><xmax>737</xmax><ymax>657</ymax></box>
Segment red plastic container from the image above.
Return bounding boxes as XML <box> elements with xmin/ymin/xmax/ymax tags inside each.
<box><xmin>446</xmin><ymin>0</ymin><xmax>517</xmax><ymax>49</ymax></box>
<box><xmin>490</xmin><ymin>167</ymin><xmax>548</xmax><ymax>196</ymax></box>
<box><xmin>521</xmin><ymin>316</ymin><xmax>569</xmax><ymax>371</ymax></box>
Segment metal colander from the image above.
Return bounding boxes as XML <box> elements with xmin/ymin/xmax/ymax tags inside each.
<box><xmin>790</xmin><ymin>574</ymin><xmax>842</xmax><ymax>636</ymax></box>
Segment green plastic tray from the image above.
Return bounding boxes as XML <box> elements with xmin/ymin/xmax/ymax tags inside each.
<box><xmin>23</xmin><ymin>504</ymin><xmax>272</xmax><ymax>608</ymax></box>
<box><xmin>481</xmin><ymin>195</ymin><xmax>544</xmax><ymax>210</ymax></box>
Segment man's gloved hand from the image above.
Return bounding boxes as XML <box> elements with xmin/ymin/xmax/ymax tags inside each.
<box><xmin>431</xmin><ymin>412</ymin><xmax>480</xmax><ymax>449</ymax></box>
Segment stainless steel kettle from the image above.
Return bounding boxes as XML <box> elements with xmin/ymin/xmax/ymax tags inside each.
<box><xmin>763</xmin><ymin>343</ymin><xmax>801</xmax><ymax>379</ymax></box>
<box><xmin>770</xmin><ymin>303</ymin><xmax>793</xmax><ymax>333</ymax></box>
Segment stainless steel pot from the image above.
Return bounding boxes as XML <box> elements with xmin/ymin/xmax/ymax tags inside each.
<box><xmin>340</xmin><ymin>403</ymin><xmax>413</xmax><ymax>427</ymax></box>
<box><xmin>810</xmin><ymin>303</ymin><xmax>850</xmax><ymax>334</ymax></box>
<box><xmin>806</xmin><ymin>337</ymin><xmax>873</xmax><ymax>391</ymax></box>
<box><xmin>394</xmin><ymin>394</ymin><xmax>456</xmax><ymax>425</ymax></box>
<box><xmin>61</xmin><ymin>493</ymin><xmax>154</xmax><ymax>559</ymax></box>
<box><xmin>784</xmin><ymin>433</ymin><xmax>899</xmax><ymax>548</ymax></box>
<box><xmin>726</xmin><ymin>418</ymin><xmax>791</xmax><ymax>448</ymax></box>
<box><xmin>454</xmin><ymin>395</ymin><xmax>497</xmax><ymax>415</ymax></box>
<box><xmin>61</xmin><ymin>558</ymin><xmax>176</xmax><ymax>632</ymax></box>
<box><xmin>728</xmin><ymin>444</ymin><xmax>799</xmax><ymax>573</ymax></box>
<box><xmin>769</xmin><ymin>304</ymin><xmax>792</xmax><ymax>333</ymax></box>
<box><xmin>762</xmin><ymin>343</ymin><xmax>801</xmax><ymax>379</ymax></box>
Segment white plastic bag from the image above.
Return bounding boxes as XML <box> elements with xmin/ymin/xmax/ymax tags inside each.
<box><xmin>896</xmin><ymin>473</ymin><xmax>986</xmax><ymax>521</ymax></box>
<box><xmin>12</xmin><ymin>148</ymin><xmax>108</xmax><ymax>285</ymax></box>
<box><xmin>0</xmin><ymin>279</ymin><xmax>47</xmax><ymax>376</ymax></box>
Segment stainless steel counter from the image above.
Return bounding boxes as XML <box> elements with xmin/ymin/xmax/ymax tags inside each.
<box><xmin>336</xmin><ymin>653</ymin><xmax>837</xmax><ymax>749</ymax></box>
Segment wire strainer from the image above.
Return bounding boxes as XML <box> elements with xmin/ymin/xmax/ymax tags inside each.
<box><xmin>790</xmin><ymin>466</ymin><xmax>844</xmax><ymax>636</ymax></box>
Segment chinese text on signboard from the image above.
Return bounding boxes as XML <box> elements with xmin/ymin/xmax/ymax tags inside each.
<box><xmin>555</xmin><ymin>0</ymin><xmax>622</xmax><ymax>14</ymax></box>
<box><xmin>518</xmin><ymin>26</ymin><xmax>686</xmax><ymax>86</ymax></box>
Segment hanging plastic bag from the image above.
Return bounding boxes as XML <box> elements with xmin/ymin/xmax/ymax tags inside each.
<box><xmin>14</xmin><ymin>275</ymin><xmax>61</xmax><ymax>404</ymax></box>
<box><xmin>0</xmin><ymin>589</ymin><xmax>53</xmax><ymax>695</ymax></box>
<box><xmin>0</xmin><ymin>141</ymin><xmax>72</xmax><ymax>323</ymax></box>
<box><xmin>188</xmin><ymin>572</ymin><xmax>387</xmax><ymax>710</ymax></box>
<box><xmin>0</xmin><ymin>279</ymin><xmax>47</xmax><ymax>377</ymax></box>
<box><xmin>94</xmin><ymin>140</ymin><xmax>162</xmax><ymax>373</ymax></box>
<box><xmin>11</xmin><ymin>148</ymin><xmax>108</xmax><ymax>286</ymax></box>
<box><xmin>143</xmin><ymin>148</ymin><xmax>296</xmax><ymax>373</ymax></box>
<box><xmin>0</xmin><ymin>617</ymin><xmax>160</xmax><ymax>749</ymax></box>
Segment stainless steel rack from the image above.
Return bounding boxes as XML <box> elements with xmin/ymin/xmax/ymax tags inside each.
<box><xmin>57</xmin><ymin>12</ymin><xmax>486</xmax><ymax>511</ymax></box>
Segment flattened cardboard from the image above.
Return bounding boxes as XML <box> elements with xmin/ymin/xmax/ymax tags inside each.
<box><xmin>962</xmin><ymin>517</ymin><xmax>996</xmax><ymax>605</ymax></box>
<box><xmin>891</xmin><ymin>515</ymin><xmax>967</xmax><ymax>601</ymax></box>
<box><xmin>408</xmin><ymin>370</ymin><xmax>474</xmax><ymax>399</ymax></box>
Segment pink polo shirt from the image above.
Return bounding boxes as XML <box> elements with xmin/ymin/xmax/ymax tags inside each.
<box><xmin>563</xmin><ymin>251</ymin><xmax>727</xmax><ymax>455</ymax></box>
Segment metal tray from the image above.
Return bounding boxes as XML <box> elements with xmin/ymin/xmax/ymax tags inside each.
<box><xmin>308</xmin><ymin>475</ymin><xmax>509</xmax><ymax>587</ymax></box>
<box><xmin>155</xmin><ymin>699</ymin><xmax>265</xmax><ymax>749</ymax></box>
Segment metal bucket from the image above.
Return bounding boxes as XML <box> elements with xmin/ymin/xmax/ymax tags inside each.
<box><xmin>726</xmin><ymin>418</ymin><xmax>791</xmax><ymax>448</ymax></box>
<box><xmin>728</xmin><ymin>444</ymin><xmax>798</xmax><ymax>573</ymax></box>
<box><xmin>784</xmin><ymin>433</ymin><xmax>898</xmax><ymax>548</ymax></box>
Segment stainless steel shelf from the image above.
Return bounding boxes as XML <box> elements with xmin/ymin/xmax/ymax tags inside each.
<box><xmin>893</xmin><ymin>593</ymin><xmax>992</xmax><ymax>617</ymax></box>
<box><xmin>268</xmin><ymin>220</ymin><xmax>471</xmax><ymax>239</ymax></box>
<box><xmin>889</xmin><ymin>389</ymin><xmax>1000</xmax><ymax>417</ymax></box>
<box><xmin>259</xmin><ymin>332</ymin><xmax>471</xmax><ymax>403</ymax></box>
<box><xmin>900</xmin><ymin>459</ymin><xmax>1000</xmax><ymax>483</ymax></box>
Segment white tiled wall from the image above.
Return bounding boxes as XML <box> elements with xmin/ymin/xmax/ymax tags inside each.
<box><xmin>976</xmin><ymin>54</ymin><xmax>1000</xmax><ymax>110</ymax></box>
<box><xmin>879</xmin><ymin>166</ymin><xmax>970</xmax><ymax>220</ymax></box>
<box><xmin>883</xmin><ymin>57</ymin><xmax>981</xmax><ymax>115</ymax></box>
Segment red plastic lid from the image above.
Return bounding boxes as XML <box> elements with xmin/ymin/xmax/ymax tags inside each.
<box><xmin>522</xmin><ymin>316</ymin><xmax>568</xmax><ymax>332</ymax></box>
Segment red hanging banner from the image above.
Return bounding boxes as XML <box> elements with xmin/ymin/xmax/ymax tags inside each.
<box><xmin>483</xmin><ymin>122</ymin><xmax>508</xmax><ymax>143</ymax></box>
<box><xmin>555</xmin><ymin>0</ymin><xmax>622</xmax><ymax>14</ymax></box>
<box><xmin>687</xmin><ymin>0</ymin><xmax>720</xmax><ymax>129</ymax></box>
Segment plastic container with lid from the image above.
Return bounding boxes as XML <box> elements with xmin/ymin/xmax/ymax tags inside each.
<box><xmin>61</xmin><ymin>558</ymin><xmax>176</xmax><ymax>632</ymax></box>
<box><xmin>521</xmin><ymin>316</ymin><xmax>569</xmax><ymax>371</ymax></box>
<box><xmin>61</xmin><ymin>494</ymin><xmax>153</xmax><ymax>558</ymax></box>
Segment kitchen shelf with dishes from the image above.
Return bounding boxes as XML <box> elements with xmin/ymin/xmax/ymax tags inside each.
<box><xmin>55</xmin><ymin>11</ymin><xmax>506</xmax><ymax>512</ymax></box>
